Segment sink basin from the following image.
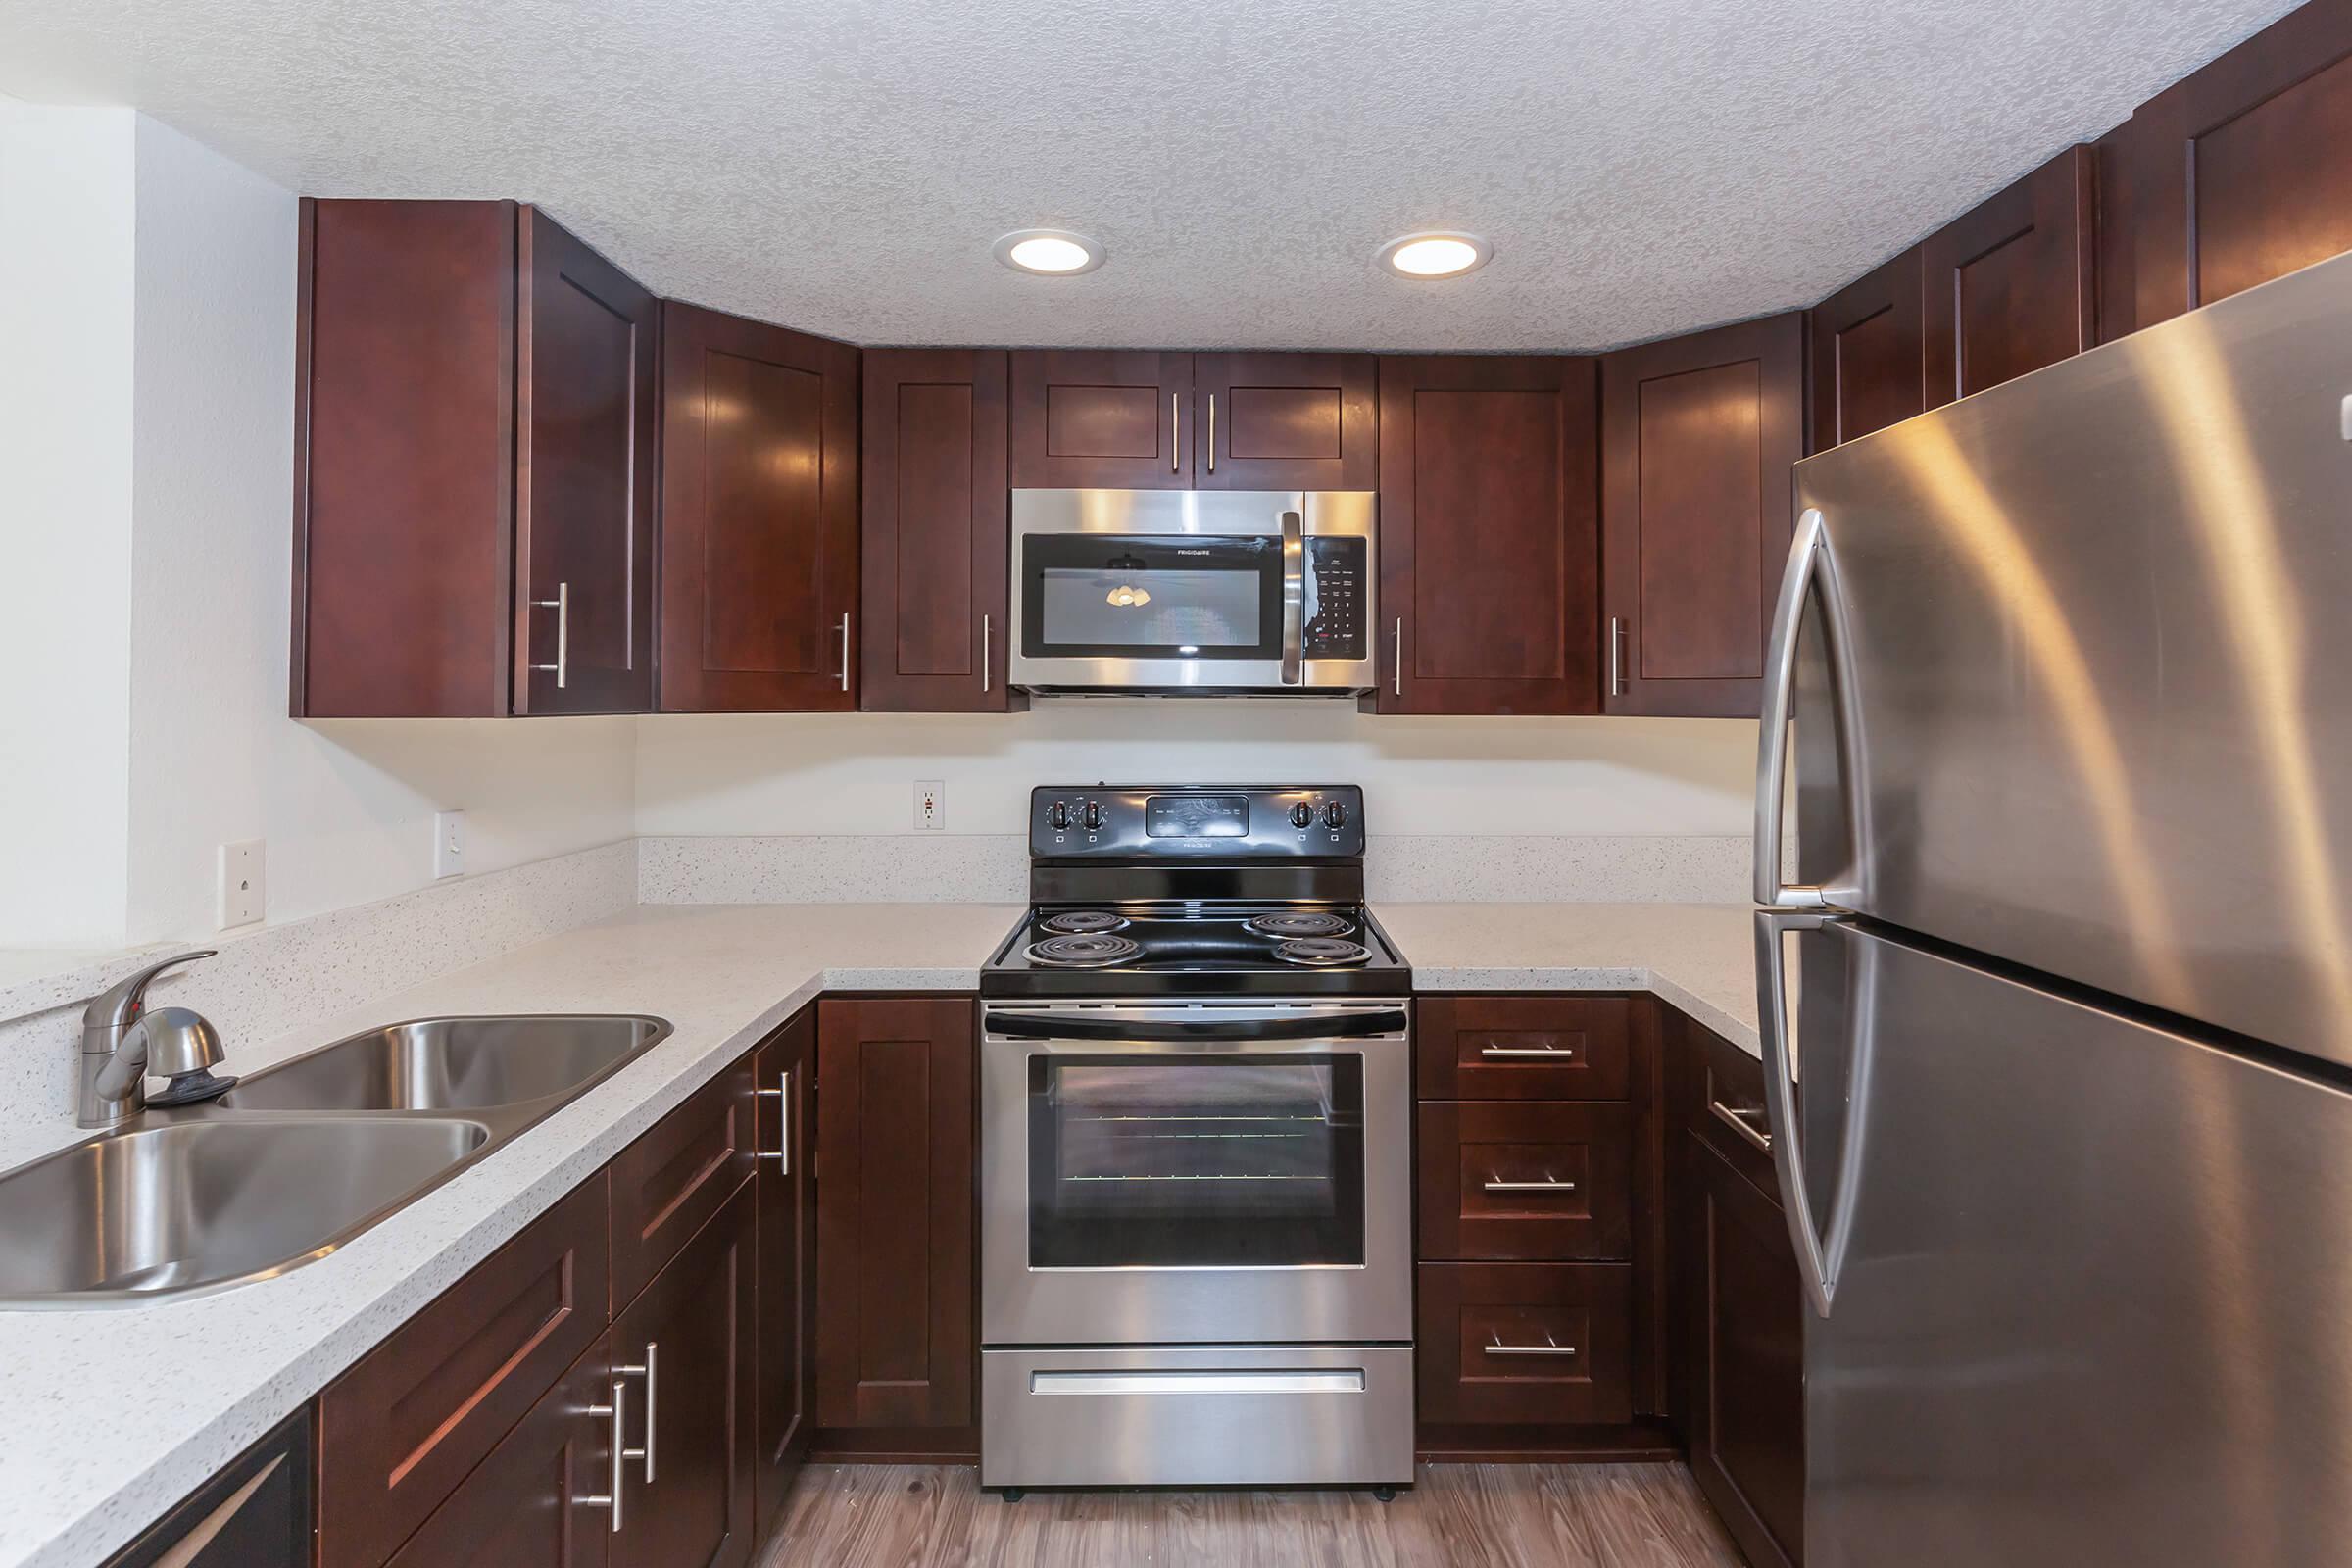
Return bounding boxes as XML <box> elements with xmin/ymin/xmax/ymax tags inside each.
<box><xmin>221</xmin><ymin>1014</ymin><xmax>671</xmax><ymax>1113</ymax></box>
<box><xmin>0</xmin><ymin>1116</ymin><xmax>491</xmax><ymax>1305</ymax></box>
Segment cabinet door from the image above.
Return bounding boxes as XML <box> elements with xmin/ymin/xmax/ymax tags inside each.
<box><xmin>1922</xmin><ymin>146</ymin><xmax>2095</xmax><ymax>408</ymax></box>
<box><xmin>1009</xmin><ymin>351</ymin><xmax>1192</xmax><ymax>488</ymax></box>
<box><xmin>1809</xmin><ymin>247</ymin><xmax>1923</xmax><ymax>450</ymax></box>
<box><xmin>859</xmin><ymin>349</ymin><xmax>1014</xmax><ymax>710</ymax></box>
<box><xmin>608</xmin><ymin>1049</ymin><xmax>756</xmax><ymax>1312</ymax></box>
<box><xmin>814</xmin><ymin>997</ymin><xmax>976</xmax><ymax>1434</ymax></box>
<box><xmin>385</xmin><ymin>1351</ymin><xmax>612</xmax><ymax>1568</ymax></box>
<box><xmin>1374</xmin><ymin>355</ymin><xmax>1600</xmax><ymax>715</ymax></box>
<box><xmin>106</xmin><ymin>1409</ymin><xmax>313</xmax><ymax>1568</ymax></box>
<box><xmin>658</xmin><ymin>302</ymin><xmax>860</xmax><ymax>711</ymax></box>
<box><xmin>1600</xmin><ymin>314</ymin><xmax>1803</xmax><ymax>718</ymax></box>
<box><xmin>611</xmin><ymin>1185</ymin><xmax>758</xmax><ymax>1568</ymax></box>
<box><xmin>2106</xmin><ymin>1</ymin><xmax>2352</xmax><ymax>337</ymax></box>
<box><xmin>1194</xmin><ymin>352</ymin><xmax>1377</xmax><ymax>490</ymax></box>
<box><xmin>752</xmin><ymin>1011</ymin><xmax>818</xmax><ymax>1538</ymax></box>
<box><xmin>514</xmin><ymin>206</ymin><xmax>658</xmax><ymax>714</ymax></box>
<box><xmin>1680</xmin><ymin>1135</ymin><xmax>1805</xmax><ymax>1568</ymax></box>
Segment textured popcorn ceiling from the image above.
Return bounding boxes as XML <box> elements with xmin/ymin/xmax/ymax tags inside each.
<box><xmin>0</xmin><ymin>0</ymin><xmax>2301</xmax><ymax>351</ymax></box>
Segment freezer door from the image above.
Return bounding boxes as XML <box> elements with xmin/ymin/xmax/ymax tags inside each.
<box><xmin>1777</xmin><ymin>917</ymin><xmax>2352</xmax><ymax>1568</ymax></box>
<box><xmin>1775</xmin><ymin>247</ymin><xmax>2352</xmax><ymax>1067</ymax></box>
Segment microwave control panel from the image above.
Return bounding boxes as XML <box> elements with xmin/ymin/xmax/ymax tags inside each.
<box><xmin>1302</xmin><ymin>538</ymin><xmax>1369</xmax><ymax>659</ymax></box>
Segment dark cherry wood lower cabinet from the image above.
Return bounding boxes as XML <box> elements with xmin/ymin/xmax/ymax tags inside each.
<box><xmin>753</xmin><ymin>1010</ymin><xmax>818</xmax><ymax>1536</ymax></box>
<box><xmin>103</xmin><ymin>1409</ymin><xmax>314</xmax><ymax>1568</ymax></box>
<box><xmin>610</xmin><ymin>1184</ymin><xmax>759</xmax><ymax>1568</ymax></box>
<box><xmin>385</xmin><ymin>1351</ymin><xmax>614</xmax><ymax>1568</ymax></box>
<box><xmin>813</xmin><ymin>998</ymin><xmax>978</xmax><ymax>1455</ymax></box>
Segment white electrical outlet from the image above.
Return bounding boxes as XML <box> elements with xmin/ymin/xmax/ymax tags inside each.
<box><xmin>217</xmin><ymin>840</ymin><xmax>265</xmax><ymax>929</ymax></box>
<box><xmin>433</xmin><ymin>810</ymin><xmax>467</xmax><ymax>878</ymax></box>
<box><xmin>914</xmin><ymin>779</ymin><xmax>945</xmax><ymax>830</ymax></box>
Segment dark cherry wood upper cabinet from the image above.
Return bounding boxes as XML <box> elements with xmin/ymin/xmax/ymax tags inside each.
<box><xmin>1923</xmin><ymin>146</ymin><xmax>2096</xmax><ymax>408</ymax></box>
<box><xmin>292</xmin><ymin>199</ymin><xmax>656</xmax><ymax>717</ymax></box>
<box><xmin>610</xmin><ymin>1185</ymin><xmax>759</xmax><ymax>1568</ymax></box>
<box><xmin>1009</xmin><ymin>351</ymin><xmax>1192</xmax><ymax>488</ymax></box>
<box><xmin>2106</xmin><ymin>0</ymin><xmax>2352</xmax><ymax>338</ymax></box>
<box><xmin>752</xmin><ymin>1011</ymin><xmax>818</xmax><ymax>1540</ymax></box>
<box><xmin>514</xmin><ymin>208</ymin><xmax>658</xmax><ymax>714</ymax></box>
<box><xmin>1372</xmin><ymin>355</ymin><xmax>1601</xmax><ymax>716</ymax></box>
<box><xmin>858</xmin><ymin>349</ymin><xmax>1017</xmax><ymax>711</ymax></box>
<box><xmin>1809</xmin><ymin>246</ymin><xmax>1924</xmax><ymax>451</ymax></box>
<box><xmin>1193</xmin><ymin>352</ymin><xmax>1377</xmax><ymax>490</ymax></box>
<box><xmin>1599</xmin><ymin>314</ymin><xmax>1803</xmax><ymax>718</ymax></box>
<box><xmin>658</xmin><ymin>302</ymin><xmax>859</xmax><ymax>711</ymax></box>
<box><xmin>814</xmin><ymin>997</ymin><xmax>976</xmax><ymax>1436</ymax></box>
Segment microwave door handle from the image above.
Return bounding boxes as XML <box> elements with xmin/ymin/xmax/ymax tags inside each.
<box><xmin>986</xmin><ymin>1009</ymin><xmax>1408</xmax><ymax>1043</ymax></box>
<box><xmin>1279</xmin><ymin>510</ymin><xmax>1304</xmax><ymax>685</ymax></box>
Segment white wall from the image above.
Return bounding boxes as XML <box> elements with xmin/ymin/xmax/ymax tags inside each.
<box><xmin>0</xmin><ymin>98</ymin><xmax>136</xmax><ymax>946</ymax></box>
<box><xmin>634</xmin><ymin>707</ymin><xmax>1756</xmax><ymax>837</ymax></box>
<box><xmin>119</xmin><ymin>118</ymin><xmax>638</xmax><ymax>941</ymax></box>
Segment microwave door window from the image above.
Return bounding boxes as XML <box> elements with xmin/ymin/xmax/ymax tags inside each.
<box><xmin>1023</xmin><ymin>534</ymin><xmax>1283</xmax><ymax>660</ymax></box>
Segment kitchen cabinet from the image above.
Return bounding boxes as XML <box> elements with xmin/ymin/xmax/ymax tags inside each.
<box><xmin>1922</xmin><ymin>146</ymin><xmax>2096</xmax><ymax>408</ymax></box>
<box><xmin>102</xmin><ymin>1409</ymin><xmax>313</xmax><ymax>1568</ymax></box>
<box><xmin>608</xmin><ymin>1184</ymin><xmax>759</xmax><ymax>1568</ymax></box>
<box><xmin>858</xmin><ymin>349</ymin><xmax>1018</xmax><ymax>711</ymax></box>
<box><xmin>1417</xmin><ymin>1262</ymin><xmax>1637</xmax><ymax>1428</ymax></box>
<box><xmin>813</xmin><ymin>997</ymin><xmax>977</xmax><ymax>1450</ymax></box>
<box><xmin>752</xmin><ymin>1010</ymin><xmax>818</xmax><ymax>1537</ymax></box>
<box><xmin>1667</xmin><ymin>1008</ymin><xmax>1805</xmax><ymax>1568</ymax></box>
<box><xmin>658</xmin><ymin>302</ymin><xmax>860</xmax><ymax>712</ymax></box>
<box><xmin>1009</xmin><ymin>351</ymin><xmax>1193</xmax><ymax>487</ymax></box>
<box><xmin>2103</xmin><ymin>0</ymin><xmax>2352</xmax><ymax>338</ymax></box>
<box><xmin>1808</xmin><ymin>247</ymin><xmax>1923</xmax><ymax>451</ymax></box>
<box><xmin>1372</xmin><ymin>356</ymin><xmax>1602</xmax><ymax>715</ymax></box>
<box><xmin>291</xmin><ymin>199</ymin><xmax>657</xmax><ymax>717</ymax></box>
<box><xmin>607</xmin><ymin>1049</ymin><xmax>756</xmax><ymax>1309</ymax></box>
<box><xmin>384</xmin><ymin>1353</ymin><xmax>613</xmax><ymax>1568</ymax></box>
<box><xmin>1192</xmin><ymin>351</ymin><xmax>1378</xmax><ymax>490</ymax></box>
<box><xmin>1599</xmin><ymin>314</ymin><xmax>1804</xmax><ymax>718</ymax></box>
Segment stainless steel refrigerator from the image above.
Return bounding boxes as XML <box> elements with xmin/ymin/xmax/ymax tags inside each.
<box><xmin>1755</xmin><ymin>247</ymin><xmax>2352</xmax><ymax>1567</ymax></box>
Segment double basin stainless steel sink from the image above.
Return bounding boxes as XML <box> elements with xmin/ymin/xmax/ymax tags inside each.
<box><xmin>0</xmin><ymin>1014</ymin><xmax>671</xmax><ymax>1308</ymax></box>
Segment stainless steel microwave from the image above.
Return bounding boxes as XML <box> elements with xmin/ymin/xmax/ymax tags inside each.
<box><xmin>1008</xmin><ymin>489</ymin><xmax>1376</xmax><ymax>695</ymax></box>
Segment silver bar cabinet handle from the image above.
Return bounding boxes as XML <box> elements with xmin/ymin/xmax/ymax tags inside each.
<box><xmin>982</xmin><ymin>614</ymin><xmax>992</xmax><ymax>693</ymax></box>
<box><xmin>836</xmin><ymin>612</ymin><xmax>851</xmax><ymax>693</ymax></box>
<box><xmin>1480</xmin><ymin>1044</ymin><xmax>1574</xmax><ymax>1060</ymax></box>
<box><xmin>1207</xmin><ymin>393</ymin><xmax>1216</xmax><ymax>472</ymax></box>
<box><xmin>1710</xmin><ymin>1098</ymin><xmax>1773</xmax><ymax>1154</ymax></box>
<box><xmin>1483</xmin><ymin>1178</ymin><xmax>1578</xmax><ymax>1193</ymax></box>
<box><xmin>581</xmin><ymin>1376</ymin><xmax>641</xmax><ymax>1533</ymax></box>
<box><xmin>1484</xmin><ymin>1342</ymin><xmax>1578</xmax><ymax>1357</ymax></box>
<box><xmin>1608</xmin><ymin>615</ymin><xmax>1624</xmax><ymax>698</ymax></box>
<box><xmin>612</xmin><ymin>1348</ymin><xmax>656</xmax><ymax>1483</ymax></box>
<box><xmin>1392</xmin><ymin>618</ymin><xmax>1403</xmax><ymax>698</ymax></box>
<box><xmin>756</xmin><ymin>1069</ymin><xmax>791</xmax><ymax>1170</ymax></box>
<box><xmin>528</xmin><ymin>580</ymin><xmax>569</xmax><ymax>690</ymax></box>
<box><xmin>1171</xmin><ymin>392</ymin><xmax>1180</xmax><ymax>472</ymax></box>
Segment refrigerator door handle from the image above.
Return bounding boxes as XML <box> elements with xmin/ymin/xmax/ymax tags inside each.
<box><xmin>1755</xmin><ymin>906</ymin><xmax>1871</xmax><ymax>1319</ymax></box>
<box><xmin>1755</xmin><ymin>508</ymin><xmax>1862</xmax><ymax>908</ymax></box>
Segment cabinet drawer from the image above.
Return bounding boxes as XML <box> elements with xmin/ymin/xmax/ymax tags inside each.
<box><xmin>1682</xmin><ymin>1018</ymin><xmax>1780</xmax><ymax>1198</ymax></box>
<box><xmin>609</xmin><ymin>1051</ymin><xmax>756</xmax><ymax>1310</ymax></box>
<box><xmin>1417</xmin><ymin>1262</ymin><xmax>1633</xmax><ymax>1426</ymax></box>
<box><xmin>319</xmin><ymin>1178</ymin><xmax>610</xmax><ymax>1568</ymax></box>
<box><xmin>1418</xmin><ymin>1101</ymin><xmax>1633</xmax><ymax>1261</ymax></box>
<box><xmin>1416</xmin><ymin>996</ymin><xmax>1632</xmax><ymax>1100</ymax></box>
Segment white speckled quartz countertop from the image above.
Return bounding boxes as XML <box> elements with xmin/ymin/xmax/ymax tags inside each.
<box><xmin>0</xmin><ymin>903</ymin><xmax>1024</xmax><ymax>1568</ymax></box>
<box><xmin>1373</xmin><ymin>902</ymin><xmax>1763</xmax><ymax>1055</ymax></box>
<box><xmin>2</xmin><ymin>897</ymin><xmax>1764</xmax><ymax>1568</ymax></box>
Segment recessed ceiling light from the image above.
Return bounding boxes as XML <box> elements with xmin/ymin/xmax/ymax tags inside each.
<box><xmin>1377</xmin><ymin>231</ymin><xmax>1492</xmax><ymax>280</ymax></box>
<box><xmin>994</xmin><ymin>228</ymin><xmax>1105</xmax><ymax>276</ymax></box>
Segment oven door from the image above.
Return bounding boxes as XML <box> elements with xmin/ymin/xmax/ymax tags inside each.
<box><xmin>981</xmin><ymin>1001</ymin><xmax>1412</xmax><ymax>1346</ymax></box>
<box><xmin>1008</xmin><ymin>488</ymin><xmax>1375</xmax><ymax>692</ymax></box>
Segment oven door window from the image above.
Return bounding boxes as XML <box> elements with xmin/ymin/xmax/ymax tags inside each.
<box><xmin>1021</xmin><ymin>534</ymin><xmax>1281</xmax><ymax>660</ymax></box>
<box><xmin>1028</xmin><ymin>1054</ymin><xmax>1366</xmax><ymax>1268</ymax></box>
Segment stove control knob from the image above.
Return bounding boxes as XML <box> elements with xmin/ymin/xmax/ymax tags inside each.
<box><xmin>1290</xmin><ymin>802</ymin><xmax>1315</xmax><ymax>829</ymax></box>
<box><xmin>1082</xmin><ymin>802</ymin><xmax>1104</xmax><ymax>832</ymax></box>
<box><xmin>1323</xmin><ymin>802</ymin><xmax>1348</xmax><ymax>829</ymax></box>
<box><xmin>1048</xmin><ymin>801</ymin><xmax>1070</xmax><ymax>831</ymax></box>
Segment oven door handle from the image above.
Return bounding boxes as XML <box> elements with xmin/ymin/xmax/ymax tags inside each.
<box><xmin>985</xmin><ymin>1009</ymin><xmax>1408</xmax><ymax>1043</ymax></box>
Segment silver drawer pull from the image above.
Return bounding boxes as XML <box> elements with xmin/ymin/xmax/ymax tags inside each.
<box><xmin>1032</xmin><ymin>1368</ymin><xmax>1365</xmax><ymax>1396</ymax></box>
<box><xmin>1710</xmin><ymin>1098</ymin><xmax>1774</xmax><ymax>1155</ymax></box>
<box><xmin>756</xmin><ymin>1069</ymin><xmax>791</xmax><ymax>1170</ymax></box>
<box><xmin>1480</xmin><ymin>1044</ymin><xmax>1575</xmax><ymax>1059</ymax></box>
<box><xmin>581</xmin><ymin>1375</ymin><xmax>644</xmax><ymax>1533</ymax></box>
<box><xmin>1482</xmin><ymin>1178</ymin><xmax>1578</xmax><ymax>1193</ymax></box>
<box><xmin>613</xmin><ymin>1347</ymin><xmax>657</xmax><ymax>1483</ymax></box>
<box><xmin>1484</xmin><ymin>1342</ymin><xmax>1579</xmax><ymax>1357</ymax></box>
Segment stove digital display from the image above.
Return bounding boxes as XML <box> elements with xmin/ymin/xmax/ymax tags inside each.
<box><xmin>1145</xmin><ymin>794</ymin><xmax>1250</xmax><ymax>838</ymax></box>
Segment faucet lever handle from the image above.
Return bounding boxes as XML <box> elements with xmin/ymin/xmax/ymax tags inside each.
<box><xmin>83</xmin><ymin>951</ymin><xmax>219</xmax><ymax>1037</ymax></box>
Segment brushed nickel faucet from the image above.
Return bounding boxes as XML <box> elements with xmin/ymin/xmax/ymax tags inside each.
<box><xmin>78</xmin><ymin>951</ymin><xmax>234</xmax><ymax>1129</ymax></box>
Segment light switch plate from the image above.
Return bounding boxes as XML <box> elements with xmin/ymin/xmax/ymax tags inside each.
<box><xmin>217</xmin><ymin>840</ymin><xmax>265</xmax><ymax>929</ymax></box>
<box><xmin>914</xmin><ymin>780</ymin><xmax>945</xmax><ymax>830</ymax></box>
<box><xmin>433</xmin><ymin>810</ymin><xmax>466</xmax><ymax>878</ymax></box>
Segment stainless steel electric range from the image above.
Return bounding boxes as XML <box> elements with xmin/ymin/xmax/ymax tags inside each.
<box><xmin>978</xmin><ymin>785</ymin><xmax>1414</xmax><ymax>1495</ymax></box>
